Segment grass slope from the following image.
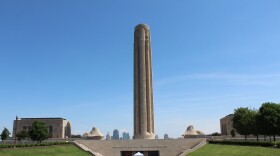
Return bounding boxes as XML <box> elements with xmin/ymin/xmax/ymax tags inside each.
<box><xmin>188</xmin><ymin>144</ymin><xmax>280</xmax><ymax>156</ymax></box>
<box><xmin>0</xmin><ymin>145</ymin><xmax>90</xmax><ymax>156</ymax></box>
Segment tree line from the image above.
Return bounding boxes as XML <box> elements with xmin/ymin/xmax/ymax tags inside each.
<box><xmin>233</xmin><ymin>102</ymin><xmax>280</xmax><ymax>141</ymax></box>
<box><xmin>1</xmin><ymin>121</ymin><xmax>49</xmax><ymax>143</ymax></box>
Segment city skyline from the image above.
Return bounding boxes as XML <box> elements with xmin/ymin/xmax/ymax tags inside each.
<box><xmin>1</xmin><ymin>1</ymin><xmax>280</xmax><ymax>138</ymax></box>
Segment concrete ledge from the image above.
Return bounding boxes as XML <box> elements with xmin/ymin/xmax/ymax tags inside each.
<box><xmin>76</xmin><ymin>138</ymin><xmax>205</xmax><ymax>156</ymax></box>
<box><xmin>179</xmin><ymin>139</ymin><xmax>206</xmax><ymax>156</ymax></box>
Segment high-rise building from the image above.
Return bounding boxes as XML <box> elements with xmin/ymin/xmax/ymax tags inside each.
<box><xmin>122</xmin><ymin>132</ymin><xmax>130</xmax><ymax>140</ymax></box>
<box><xmin>164</xmin><ymin>134</ymin><xmax>169</xmax><ymax>139</ymax></box>
<box><xmin>106</xmin><ymin>132</ymin><xmax>111</xmax><ymax>140</ymax></box>
<box><xmin>133</xmin><ymin>24</ymin><xmax>155</xmax><ymax>139</ymax></box>
<box><xmin>155</xmin><ymin>134</ymin><xmax>159</xmax><ymax>139</ymax></box>
<box><xmin>112</xmin><ymin>129</ymin><xmax>119</xmax><ymax>140</ymax></box>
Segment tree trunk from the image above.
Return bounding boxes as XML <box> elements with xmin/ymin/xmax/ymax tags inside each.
<box><xmin>269</xmin><ymin>136</ymin><xmax>271</xmax><ymax>142</ymax></box>
<box><xmin>264</xmin><ymin>135</ymin><xmax>266</xmax><ymax>141</ymax></box>
<box><xmin>245</xmin><ymin>135</ymin><xmax>247</xmax><ymax>141</ymax></box>
<box><xmin>273</xmin><ymin>135</ymin><xmax>276</xmax><ymax>141</ymax></box>
<box><xmin>257</xmin><ymin>135</ymin><xmax>259</xmax><ymax>141</ymax></box>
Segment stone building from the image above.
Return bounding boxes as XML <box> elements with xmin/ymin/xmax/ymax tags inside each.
<box><xmin>13</xmin><ymin>117</ymin><xmax>71</xmax><ymax>139</ymax></box>
<box><xmin>220</xmin><ymin>114</ymin><xmax>234</xmax><ymax>135</ymax></box>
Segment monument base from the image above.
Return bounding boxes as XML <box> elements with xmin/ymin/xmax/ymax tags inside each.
<box><xmin>75</xmin><ymin>138</ymin><xmax>206</xmax><ymax>156</ymax></box>
<box><xmin>133</xmin><ymin>132</ymin><xmax>155</xmax><ymax>139</ymax></box>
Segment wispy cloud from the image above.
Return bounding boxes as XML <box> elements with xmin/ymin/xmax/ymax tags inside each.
<box><xmin>155</xmin><ymin>73</ymin><xmax>280</xmax><ymax>87</ymax></box>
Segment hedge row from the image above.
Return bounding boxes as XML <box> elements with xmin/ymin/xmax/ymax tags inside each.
<box><xmin>277</xmin><ymin>142</ymin><xmax>280</xmax><ymax>148</ymax></box>
<box><xmin>0</xmin><ymin>141</ymin><xmax>72</xmax><ymax>149</ymax></box>
<box><xmin>209</xmin><ymin>140</ymin><xmax>280</xmax><ymax>148</ymax></box>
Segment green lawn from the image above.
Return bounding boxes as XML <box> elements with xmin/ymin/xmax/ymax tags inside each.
<box><xmin>0</xmin><ymin>145</ymin><xmax>90</xmax><ymax>156</ymax></box>
<box><xmin>188</xmin><ymin>144</ymin><xmax>280</xmax><ymax>156</ymax></box>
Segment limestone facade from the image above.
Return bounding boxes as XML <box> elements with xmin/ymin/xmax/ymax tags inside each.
<box><xmin>13</xmin><ymin>117</ymin><xmax>71</xmax><ymax>138</ymax></box>
<box><xmin>134</xmin><ymin>24</ymin><xmax>155</xmax><ymax>139</ymax></box>
<box><xmin>220</xmin><ymin>114</ymin><xmax>234</xmax><ymax>135</ymax></box>
<box><xmin>76</xmin><ymin>138</ymin><xmax>205</xmax><ymax>156</ymax></box>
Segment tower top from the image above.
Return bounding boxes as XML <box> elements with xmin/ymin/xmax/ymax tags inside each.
<box><xmin>135</xmin><ymin>23</ymin><xmax>150</xmax><ymax>30</ymax></box>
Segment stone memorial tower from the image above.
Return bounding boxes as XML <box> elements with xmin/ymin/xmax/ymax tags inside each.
<box><xmin>133</xmin><ymin>24</ymin><xmax>155</xmax><ymax>139</ymax></box>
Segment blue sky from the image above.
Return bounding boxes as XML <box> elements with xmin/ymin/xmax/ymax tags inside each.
<box><xmin>0</xmin><ymin>0</ymin><xmax>280</xmax><ymax>138</ymax></box>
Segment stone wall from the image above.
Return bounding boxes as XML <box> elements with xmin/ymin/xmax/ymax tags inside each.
<box><xmin>220</xmin><ymin>114</ymin><xmax>234</xmax><ymax>135</ymax></box>
<box><xmin>76</xmin><ymin>138</ymin><xmax>205</xmax><ymax>156</ymax></box>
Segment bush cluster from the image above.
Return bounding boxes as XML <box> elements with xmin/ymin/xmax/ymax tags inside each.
<box><xmin>0</xmin><ymin>141</ymin><xmax>71</xmax><ymax>149</ymax></box>
<box><xmin>209</xmin><ymin>140</ymin><xmax>280</xmax><ymax>148</ymax></box>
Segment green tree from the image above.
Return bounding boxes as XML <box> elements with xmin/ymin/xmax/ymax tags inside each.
<box><xmin>16</xmin><ymin>130</ymin><xmax>28</xmax><ymax>142</ymax></box>
<box><xmin>251</xmin><ymin>110</ymin><xmax>260</xmax><ymax>141</ymax></box>
<box><xmin>230</xmin><ymin>129</ymin><xmax>236</xmax><ymax>137</ymax></box>
<box><xmin>259</xmin><ymin>102</ymin><xmax>280</xmax><ymax>141</ymax></box>
<box><xmin>0</xmin><ymin>127</ymin><xmax>10</xmax><ymax>142</ymax></box>
<box><xmin>255</xmin><ymin>109</ymin><xmax>269</xmax><ymax>141</ymax></box>
<box><xmin>28</xmin><ymin>121</ymin><xmax>49</xmax><ymax>143</ymax></box>
<box><xmin>278</xmin><ymin>103</ymin><xmax>280</xmax><ymax>136</ymax></box>
<box><xmin>233</xmin><ymin>107</ymin><xmax>255</xmax><ymax>140</ymax></box>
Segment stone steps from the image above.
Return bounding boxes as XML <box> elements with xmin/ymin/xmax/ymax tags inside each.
<box><xmin>73</xmin><ymin>141</ymin><xmax>103</xmax><ymax>156</ymax></box>
<box><xmin>179</xmin><ymin>139</ymin><xmax>207</xmax><ymax>156</ymax></box>
<box><xmin>75</xmin><ymin>138</ymin><xmax>206</xmax><ymax>156</ymax></box>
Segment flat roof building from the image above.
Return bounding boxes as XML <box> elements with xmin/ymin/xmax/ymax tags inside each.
<box><xmin>13</xmin><ymin>117</ymin><xmax>71</xmax><ymax>139</ymax></box>
<box><xmin>220</xmin><ymin>114</ymin><xmax>234</xmax><ymax>136</ymax></box>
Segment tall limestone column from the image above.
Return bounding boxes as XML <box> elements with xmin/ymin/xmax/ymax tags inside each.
<box><xmin>133</xmin><ymin>24</ymin><xmax>155</xmax><ymax>139</ymax></box>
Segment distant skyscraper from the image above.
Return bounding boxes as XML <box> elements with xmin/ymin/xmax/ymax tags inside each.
<box><xmin>112</xmin><ymin>129</ymin><xmax>119</xmax><ymax>140</ymax></box>
<box><xmin>164</xmin><ymin>134</ymin><xmax>169</xmax><ymax>139</ymax></box>
<box><xmin>106</xmin><ymin>132</ymin><xmax>111</xmax><ymax>140</ymax></box>
<box><xmin>122</xmin><ymin>132</ymin><xmax>130</xmax><ymax>140</ymax></box>
<box><xmin>155</xmin><ymin>134</ymin><xmax>159</xmax><ymax>139</ymax></box>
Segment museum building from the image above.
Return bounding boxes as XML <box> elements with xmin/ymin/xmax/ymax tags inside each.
<box><xmin>220</xmin><ymin>114</ymin><xmax>234</xmax><ymax>135</ymax></box>
<box><xmin>13</xmin><ymin>117</ymin><xmax>71</xmax><ymax>139</ymax></box>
